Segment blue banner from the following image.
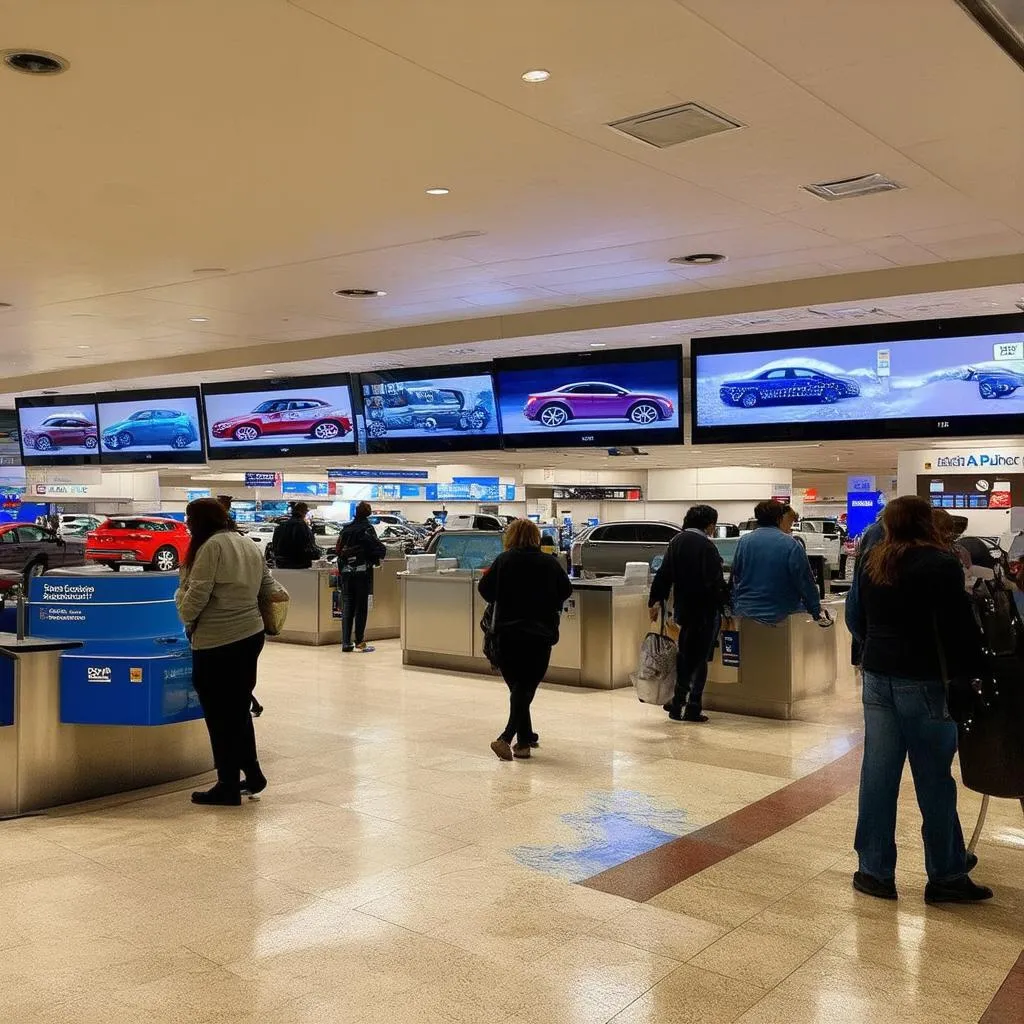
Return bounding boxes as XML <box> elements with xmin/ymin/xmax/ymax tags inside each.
<box><xmin>282</xmin><ymin>481</ymin><xmax>329</xmax><ymax>497</ymax></box>
<box><xmin>328</xmin><ymin>468</ymin><xmax>429</xmax><ymax>480</ymax></box>
<box><xmin>427</xmin><ymin>478</ymin><xmax>505</xmax><ymax>501</ymax></box>
<box><xmin>244</xmin><ymin>472</ymin><xmax>279</xmax><ymax>488</ymax></box>
<box><xmin>847</xmin><ymin>491</ymin><xmax>886</xmax><ymax>539</ymax></box>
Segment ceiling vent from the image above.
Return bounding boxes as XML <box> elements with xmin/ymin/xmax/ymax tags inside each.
<box><xmin>804</xmin><ymin>173</ymin><xmax>903</xmax><ymax>201</ymax></box>
<box><xmin>608</xmin><ymin>102</ymin><xmax>742</xmax><ymax>148</ymax></box>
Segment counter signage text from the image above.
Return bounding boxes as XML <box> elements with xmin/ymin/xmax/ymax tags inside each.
<box><xmin>933</xmin><ymin>454</ymin><xmax>1022</xmax><ymax>469</ymax></box>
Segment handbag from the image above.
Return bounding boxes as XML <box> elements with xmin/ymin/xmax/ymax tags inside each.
<box><xmin>480</xmin><ymin>601</ymin><xmax>501</xmax><ymax>668</ymax></box>
<box><xmin>632</xmin><ymin>604</ymin><xmax>677</xmax><ymax>705</ymax></box>
<box><xmin>259</xmin><ymin>587</ymin><xmax>290</xmax><ymax>637</ymax></box>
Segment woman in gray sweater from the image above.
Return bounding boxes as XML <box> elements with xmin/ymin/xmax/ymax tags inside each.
<box><xmin>176</xmin><ymin>498</ymin><xmax>286</xmax><ymax>806</ymax></box>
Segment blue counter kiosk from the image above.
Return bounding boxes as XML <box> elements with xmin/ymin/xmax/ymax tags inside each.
<box><xmin>0</xmin><ymin>570</ymin><xmax>211</xmax><ymax>817</ymax></box>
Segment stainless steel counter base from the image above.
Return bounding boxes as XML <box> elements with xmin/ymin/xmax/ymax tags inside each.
<box><xmin>365</xmin><ymin>557</ymin><xmax>402</xmax><ymax>642</ymax></box>
<box><xmin>0</xmin><ymin>650</ymin><xmax>211</xmax><ymax>817</ymax></box>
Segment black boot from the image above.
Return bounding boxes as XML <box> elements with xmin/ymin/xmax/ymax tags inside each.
<box><xmin>924</xmin><ymin>876</ymin><xmax>993</xmax><ymax>904</ymax></box>
<box><xmin>191</xmin><ymin>783</ymin><xmax>241</xmax><ymax>806</ymax></box>
<box><xmin>241</xmin><ymin>764</ymin><xmax>267</xmax><ymax>796</ymax></box>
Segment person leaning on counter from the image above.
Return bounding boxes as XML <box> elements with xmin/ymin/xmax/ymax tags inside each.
<box><xmin>271</xmin><ymin>502</ymin><xmax>321</xmax><ymax>569</ymax></box>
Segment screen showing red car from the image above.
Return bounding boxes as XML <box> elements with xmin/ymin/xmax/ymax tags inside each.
<box><xmin>202</xmin><ymin>375</ymin><xmax>357</xmax><ymax>460</ymax></box>
<box><xmin>16</xmin><ymin>395</ymin><xmax>101</xmax><ymax>465</ymax></box>
<box><xmin>494</xmin><ymin>346</ymin><xmax>683</xmax><ymax>449</ymax></box>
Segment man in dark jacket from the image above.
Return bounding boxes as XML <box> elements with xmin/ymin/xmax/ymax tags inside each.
<box><xmin>272</xmin><ymin>502</ymin><xmax>320</xmax><ymax>569</ymax></box>
<box><xmin>648</xmin><ymin>504</ymin><xmax>729</xmax><ymax>723</ymax></box>
<box><xmin>337</xmin><ymin>501</ymin><xmax>387</xmax><ymax>652</ymax></box>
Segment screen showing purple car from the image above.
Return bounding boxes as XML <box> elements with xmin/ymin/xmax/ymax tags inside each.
<box><xmin>495</xmin><ymin>346</ymin><xmax>683</xmax><ymax>449</ymax></box>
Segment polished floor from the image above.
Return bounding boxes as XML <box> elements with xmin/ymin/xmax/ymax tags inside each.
<box><xmin>2</xmin><ymin>640</ymin><xmax>1022</xmax><ymax>1024</ymax></box>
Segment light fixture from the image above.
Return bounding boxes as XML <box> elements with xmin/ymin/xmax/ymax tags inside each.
<box><xmin>76</xmin><ymin>344</ymin><xmax>90</xmax><ymax>349</ymax></box>
<box><xmin>425</xmin><ymin>187</ymin><xmax>450</xmax><ymax>196</ymax></box>
<box><xmin>590</xmin><ymin>342</ymin><xmax>606</xmax><ymax>348</ymax></box>
<box><xmin>670</xmin><ymin>253</ymin><xmax>726</xmax><ymax>265</ymax></box>
<box><xmin>263</xmin><ymin>369</ymin><xmax>276</xmax><ymax>375</ymax></box>
<box><xmin>334</xmin><ymin>288</ymin><xmax>387</xmax><ymax>297</ymax></box>
<box><xmin>189</xmin><ymin>316</ymin><xmax>210</xmax><ymax>322</ymax></box>
<box><xmin>2</xmin><ymin>50</ymin><xmax>69</xmax><ymax>75</ymax></box>
<box><xmin>521</xmin><ymin>69</ymin><xmax>550</xmax><ymax>83</ymax></box>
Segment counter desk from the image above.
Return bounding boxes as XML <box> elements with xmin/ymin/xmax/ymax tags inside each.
<box><xmin>400</xmin><ymin>571</ymin><xmax>648</xmax><ymax>689</ymax></box>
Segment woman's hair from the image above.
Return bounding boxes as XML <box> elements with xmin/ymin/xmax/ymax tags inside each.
<box><xmin>183</xmin><ymin>498</ymin><xmax>233</xmax><ymax>568</ymax></box>
<box><xmin>355</xmin><ymin>501</ymin><xmax>372</xmax><ymax>518</ymax></box>
<box><xmin>504</xmin><ymin>518</ymin><xmax>541</xmax><ymax>550</ymax></box>
<box><xmin>865</xmin><ymin>495</ymin><xmax>944</xmax><ymax>585</ymax></box>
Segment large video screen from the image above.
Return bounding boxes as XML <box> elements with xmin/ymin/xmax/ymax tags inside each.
<box><xmin>97</xmin><ymin>387</ymin><xmax>205</xmax><ymax>464</ymax></box>
<box><xmin>692</xmin><ymin>313</ymin><xmax>1024</xmax><ymax>444</ymax></box>
<box><xmin>202</xmin><ymin>374</ymin><xmax>357</xmax><ymax>460</ymax></box>
<box><xmin>494</xmin><ymin>345</ymin><xmax>683</xmax><ymax>449</ymax></box>
<box><xmin>357</xmin><ymin>363</ymin><xmax>499</xmax><ymax>454</ymax></box>
<box><xmin>16</xmin><ymin>394</ymin><xmax>101</xmax><ymax>465</ymax></box>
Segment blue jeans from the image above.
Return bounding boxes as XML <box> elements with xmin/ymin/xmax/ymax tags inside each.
<box><xmin>671</xmin><ymin>614</ymin><xmax>720</xmax><ymax>714</ymax></box>
<box><xmin>855</xmin><ymin>671</ymin><xmax>968</xmax><ymax>883</ymax></box>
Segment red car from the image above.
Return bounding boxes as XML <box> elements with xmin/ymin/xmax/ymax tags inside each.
<box><xmin>22</xmin><ymin>412</ymin><xmax>98</xmax><ymax>451</ymax></box>
<box><xmin>85</xmin><ymin>517</ymin><xmax>189</xmax><ymax>572</ymax></box>
<box><xmin>523</xmin><ymin>382</ymin><xmax>673</xmax><ymax>428</ymax></box>
<box><xmin>211</xmin><ymin>398</ymin><xmax>352</xmax><ymax>443</ymax></box>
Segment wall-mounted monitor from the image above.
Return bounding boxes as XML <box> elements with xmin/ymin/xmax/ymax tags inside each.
<box><xmin>96</xmin><ymin>387</ymin><xmax>205</xmax><ymax>465</ymax></box>
<box><xmin>494</xmin><ymin>345</ymin><xmax>683</xmax><ymax>449</ymax></box>
<box><xmin>357</xmin><ymin>363</ymin><xmax>499</xmax><ymax>454</ymax></box>
<box><xmin>691</xmin><ymin>313</ymin><xmax>1024</xmax><ymax>444</ymax></box>
<box><xmin>202</xmin><ymin>374</ymin><xmax>357</xmax><ymax>460</ymax></box>
<box><xmin>15</xmin><ymin>394</ymin><xmax>101</xmax><ymax>466</ymax></box>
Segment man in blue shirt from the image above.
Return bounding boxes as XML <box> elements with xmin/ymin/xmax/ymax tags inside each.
<box><xmin>732</xmin><ymin>500</ymin><xmax>831</xmax><ymax>626</ymax></box>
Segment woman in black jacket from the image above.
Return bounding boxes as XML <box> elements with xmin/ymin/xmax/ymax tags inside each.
<box><xmin>850</xmin><ymin>496</ymin><xmax>991</xmax><ymax>904</ymax></box>
<box><xmin>478</xmin><ymin>519</ymin><xmax>573</xmax><ymax>761</ymax></box>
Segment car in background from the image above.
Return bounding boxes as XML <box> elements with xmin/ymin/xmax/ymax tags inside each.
<box><xmin>0</xmin><ymin>522</ymin><xmax>87</xmax><ymax>586</ymax></box>
<box><xmin>442</xmin><ymin>513</ymin><xmax>506</xmax><ymax>532</ymax></box>
<box><xmin>423</xmin><ymin>529</ymin><xmax>505</xmax><ymax>571</ymax></box>
<box><xmin>86</xmin><ymin>517</ymin><xmax>189</xmax><ymax>572</ymax></box>
<box><xmin>58</xmin><ymin>513</ymin><xmax>107</xmax><ymax>538</ymax></box>
<box><xmin>963</xmin><ymin>366</ymin><xmax>1024</xmax><ymax>399</ymax></box>
<box><xmin>102</xmin><ymin>409</ymin><xmax>198</xmax><ymax>450</ymax></box>
<box><xmin>211</xmin><ymin>398</ymin><xmax>352</xmax><ymax>443</ymax></box>
<box><xmin>791</xmin><ymin>517</ymin><xmax>843</xmax><ymax>577</ymax></box>
<box><xmin>364</xmin><ymin>387</ymin><xmax>490</xmax><ymax>436</ymax></box>
<box><xmin>240</xmin><ymin>522</ymin><xmax>278</xmax><ymax>561</ymax></box>
<box><xmin>22</xmin><ymin>413</ymin><xmax>98</xmax><ymax>451</ymax></box>
<box><xmin>719</xmin><ymin>368</ymin><xmax>860</xmax><ymax>409</ymax></box>
<box><xmin>523</xmin><ymin>383</ymin><xmax>673</xmax><ymax>428</ymax></box>
<box><xmin>573</xmin><ymin>521</ymin><xmax>679</xmax><ymax>577</ymax></box>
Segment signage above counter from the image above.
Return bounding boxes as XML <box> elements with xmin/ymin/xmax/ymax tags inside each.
<box><xmin>548</xmin><ymin>486</ymin><xmax>642</xmax><ymax>501</ymax></box>
<box><xmin>282</xmin><ymin>481</ymin><xmax>330</xmax><ymax>497</ymax></box>
<box><xmin>244</xmin><ymin>472</ymin><xmax>281</xmax><ymax>488</ymax></box>
<box><xmin>327</xmin><ymin>468</ymin><xmax>429</xmax><ymax>480</ymax></box>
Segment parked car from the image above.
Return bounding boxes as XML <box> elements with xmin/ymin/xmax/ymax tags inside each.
<box><xmin>442</xmin><ymin>513</ymin><xmax>506</xmax><ymax>531</ymax></box>
<box><xmin>85</xmin><ymin>517</ymin><xmax>190</xmax><ymax>572</ymax></box>
<box><xmin>791</xmin><ymin>517</ymin><xmax>843</xmax><ymax>577</ymax></box>
<box><xmin>370</xmin><ymin>512</ymin><xmax>411</xmax><ymax>527</ymax></box>
<box><xmin>58</xmin><ymin>513</ymin><xmax>106</xmax><ymax>538</ymax></box>
<box><xmin>211</xmin><ymin>398</ymin><xmax>352</xmax><ymax>443</ymax></box>
<box><xmin>0</xmin><ymin>522</ymin><xmax>87</xmax><ymax>586</ymax></box>
<box><xmin>963</xmin><ymin>367</ymin><xmax>1024</xmax><ymax>399</ymax></box>
<box><xmin>240</xmin><ymin>522</ymin><xmax>278</xmax><ymax>561</ymax></box>
<box><xmin>523</xmin><ymin>382</ymin><xmax>673</xmax><ymax>428</ymax></box>
<box><xmin>423</xmin><ymin>529</ymin><xmax>505</xmax><ymax>571</ymax></box>
<box><xmin>22</xmin><ymin>412</ymin><xmax>98</xmax><ymax>451</ymax></box>
<box><xmin>719</xmin><ymin>368</ymin><xmax>860</xmax><ymax>409</ymax></box>
<box><xmin>364</xmin><ymin>387</ymin><xmax>490</xmax><ymax>436</ymax></box>
<box><xmin>102</xmin><ymin>409</ymin><xmax>198</xmax><ymax>450</ymax></box>
<box><xmin>572</xmin><ymin>521</ymin><xmax>680</xmax><ymax>577</ymax></box>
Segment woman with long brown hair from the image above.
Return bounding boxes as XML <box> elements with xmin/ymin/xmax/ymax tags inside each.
<box><xmin>478</xmin><ymin>519</ymin><xmax>572</xmax><ymax>761</ymax></box>
<box><xmin>849</xmin><ymin>495</ymin><xmax>991</xmax><ymax>904</ymax></box>
<box><xmin>176</xmin><ymin>498</ymin><xmax>286</xmax><ymax>806</ymax></box>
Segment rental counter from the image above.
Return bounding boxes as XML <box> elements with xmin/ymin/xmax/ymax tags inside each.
<box><xmin>400</xmin><ymin>571</ymin><xmax>648</xmax><ymax>689</ymax></box>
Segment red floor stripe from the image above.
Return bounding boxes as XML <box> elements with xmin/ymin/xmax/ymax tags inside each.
<box><xmin>579</xmin><ymin>744</ymin><xmax>864</xmax><ymax>902</ymax></box>
<box><xmin>980</xmin><ymin>952</ymin><xmax>1024</xmax><ymax>1024</ymax></box>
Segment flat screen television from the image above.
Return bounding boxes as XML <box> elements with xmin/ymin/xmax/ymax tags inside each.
<box><xmin>96</xmin><ymin>387</ymin><xmax>205</xmax><ymax>464</ymax></box>
<box><xmin>356</xmin><ymin>362</ymin><xmax>499</xmax><ymax>454</ymax></box>
<box><xmin>691</xmin><ymin>313</ymin><xmax>1024</xmax><ymax>444</ymax></box>
<box><xmin>202</xmin><ymin>374</ymin><xmax>357</xmax><ymax>460</ymax></box>
<box><xmin>15</xmin><ymin>393</ymin><xmax>101</xmax><ymax>466</ymax></box>
<box><xmin>494</xmin><ymin>345</ymin><xmax>684</xmax><ymax>449</ymax></box>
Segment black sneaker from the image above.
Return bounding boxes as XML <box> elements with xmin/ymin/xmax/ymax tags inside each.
<box><xmin>528</xmin><ymin>732</ymin><xmax>540</xmax><ymax>748</ymax></box>
<box><xmin>191</xmin><ymin>784</ymin><xmax>241</xmax><ymax>807</ymax></box>
<box><xmin>341</xmin><ymin>646</ymin><xmax>355</xmax><ymax>653</ymax></box>
<box><xmin>241</xmin><ymin>765</ymin><xmax>267</xmax><ymax>796</ymax></box>
<box><xmin>662</xmin><ymin>702</ymin><xmax>674</xmax><ymax>713</ymax></box>
<box><xmin>853</xmin><ymin>871</ymin><xmax>898</xmax><ymax>900</ymax></box>
<box><xmin>682</xmin><ymin>710</ymin><xmax>709</xmax><ymax>723</ymax></box>
<box><xmin>924</xmin><ymin>876</ymin><xmax>993</xmax><ymax>904</ymax></box>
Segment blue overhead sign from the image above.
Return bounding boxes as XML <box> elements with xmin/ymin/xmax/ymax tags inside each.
<box><xmin>328</xmin><ymin>468</ymin><xmax>429</xmax><ymax>480</ymax></box>
<box><xmin>282</xmin><ymin>481</ymin><xmax>329</xmax><ymax>497</ymax></box>
<box><xmin>244</xmin><ymin>472</ymin><xmax>279</xmax><ymax>489</ymax></box>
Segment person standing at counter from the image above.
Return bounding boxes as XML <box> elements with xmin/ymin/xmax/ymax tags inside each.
<box><xmin>478</xmin><ymin>519</ymin><xmax>573</xmax><ymax>761</ymax></box>
<box><xmin>647</xmin><ymin>504</ymin><xmax>729</xmax><ymax>723</ymax></box>
<box><xmin>272</xmin><ymin>502</ymin><xmax>320</xmax><ymax>569</ymax></box>
<box><xmin>175</xmin><ymin>498</ymin><xmax>287</xmax><ymax>807</ymax></box>
<box><xmin>336</xmin><ymin>501</ymin><xmax>387</xmax><ymax>653</ymax></box>
<box><xmin>731</xmin><ymin>500</ymin><xmax>832</xmax><ymax>626</ymax></box>
<box><xmin>848</xmin><ymin>495</ymin><xmax>991</xmax><ymax>904</ymax></box>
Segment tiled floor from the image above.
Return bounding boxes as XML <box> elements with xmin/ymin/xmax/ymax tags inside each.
<box><xmin>2</xmin><ymin>640</ymin><xmax>1022</xmax><ymax>1023</ymax></box>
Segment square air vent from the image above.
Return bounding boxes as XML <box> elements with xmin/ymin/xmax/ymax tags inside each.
<box><xmin>804</xmin><ymin>173</ymin><xmax>903</xmax><ymax>201</ymax></box>
<box><xmin>608</xmin><ymin>102</ymin><xmax>742</xmax><ymax>148</ymax></box>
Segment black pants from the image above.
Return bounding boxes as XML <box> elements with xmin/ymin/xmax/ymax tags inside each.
<box><xmin>670</xmin><ymin>615</ymin><xmax>720</xmax><ymax>714</ymax></box>
<box><xmin>341</xmin><ymin>572</ymin><xmax>370</xmax><ymax>648</ymax></box>
<box><xmin>192</xmin><ymin>631</ymin><xmax>265</xmax><ymax>787</ymax></box>
<box><xmin>498</xmin><ymin>638</ymin><xmax>551</xmax><ymax>745</ymax></box>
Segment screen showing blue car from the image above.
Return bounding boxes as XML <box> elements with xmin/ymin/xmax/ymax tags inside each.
<box><xmin>692</xmin><ymin>315</ymin><xmax>1024</xmax><ymax>443</ymax></box>
<box><xmin>96</xmin><ymin>388</ymin><xmax>204</xmax><ymax>464</ymax></box>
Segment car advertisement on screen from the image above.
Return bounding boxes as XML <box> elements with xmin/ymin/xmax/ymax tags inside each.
<box><xmin>97</xmin><ymin>390</ymin><xmax>204</xmax><ymax>463</ymax></box>
<box><xmin>359</xmin><ymin>367</ymin><xmax>498</xmax><ymax>454</ymax></box>
<box><xmin>495</xmin><ymin>347</ymin><xmax>683</xmax><ymax>449</ymax></box>
<box><xmin>202</xmin><ymin>377</ymin><xmax>356</xmax><ymax>459</ymax></box>
<box><xmin>692</xmin><ymin>316</ymin><xmax>1024</xmax><ymax>443</ymax></box>
<box><xmin>16</xmin><ymin>397</ymin><xmax>100</xmax><ymax>463</ymax></box>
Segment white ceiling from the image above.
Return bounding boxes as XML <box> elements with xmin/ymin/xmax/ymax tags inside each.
<box><xmin>0</xmin><ymin>0</ymin><xmax>1021</xmax><ymax>391</ymax></box>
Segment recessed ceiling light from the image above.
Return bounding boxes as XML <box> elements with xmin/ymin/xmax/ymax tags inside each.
<box><xmin>521</xmin><ymin>69</ymin><xmax>551</xmax><ymax>83</ymax></box>
<box><xmin>189</xmin><ymin>316</ymin><xmax>210</xmax><ymax>322</ymax></box>
<box><xmin>76</xmin><ymin>344</ymin><xmax>90</xmax><ymax>349</ymax></box>
<box><xmin>2</xmin><ymin>50</ymin><xmax>69</xmax><ymax>75</ymax></box>
<box><xmin>334</xmin><ymin>288</ymin><xmax>387</xmax><ymax>297</ymax></box>
<box><xmin>263</xmin><ymin>369</ymin><xmax>276</xmax><ymax>375</ymax></box>
<box><xmin>425</xmin><ymin>187</ymin><xmax>450</xmax><ymax>196</ymax></box>
<box><xmin>670</xmin><ymin>253</ymin><xmax>727</xmax><ymax>265</ymax></box>
<box><xmin>590</xmin><ymin>343</ymin><xmax>606</xmax><ymax>348</ymax></box>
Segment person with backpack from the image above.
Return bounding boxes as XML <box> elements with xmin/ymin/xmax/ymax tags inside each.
<box><xmin>336</xmin><ymin>501</ymin><xmax>387</xmax><ymax>653</ymax></box>
<box><xmin>847</xmin><ymin>495</ymin><xmax>992</xmax><ymax>904</ymax></box>
<box><xmin>271</xmin><ymin>502</ymin><xmax>321</xmax><ymax>569</ymax></box>
<box><xmin>478</xmin><ymin>519</ymin><xmax>573</xmax><ymax>761</ymax></box>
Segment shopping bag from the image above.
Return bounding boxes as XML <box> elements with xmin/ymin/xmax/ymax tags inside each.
<box><xmin>631</xmin><ymin>607</ymin><xmax>677</xmax><ymax>705</ymax></box>
<box><xmin>259</xmin><ymin>588</ymin><xmax>290</xmax><ymax>636</ymax></box>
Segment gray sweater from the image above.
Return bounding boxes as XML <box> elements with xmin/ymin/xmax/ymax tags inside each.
<box><xmin>175</xmin><ymin>530</ymin><xmax>285</xmax><ymax>650</ymax></box>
